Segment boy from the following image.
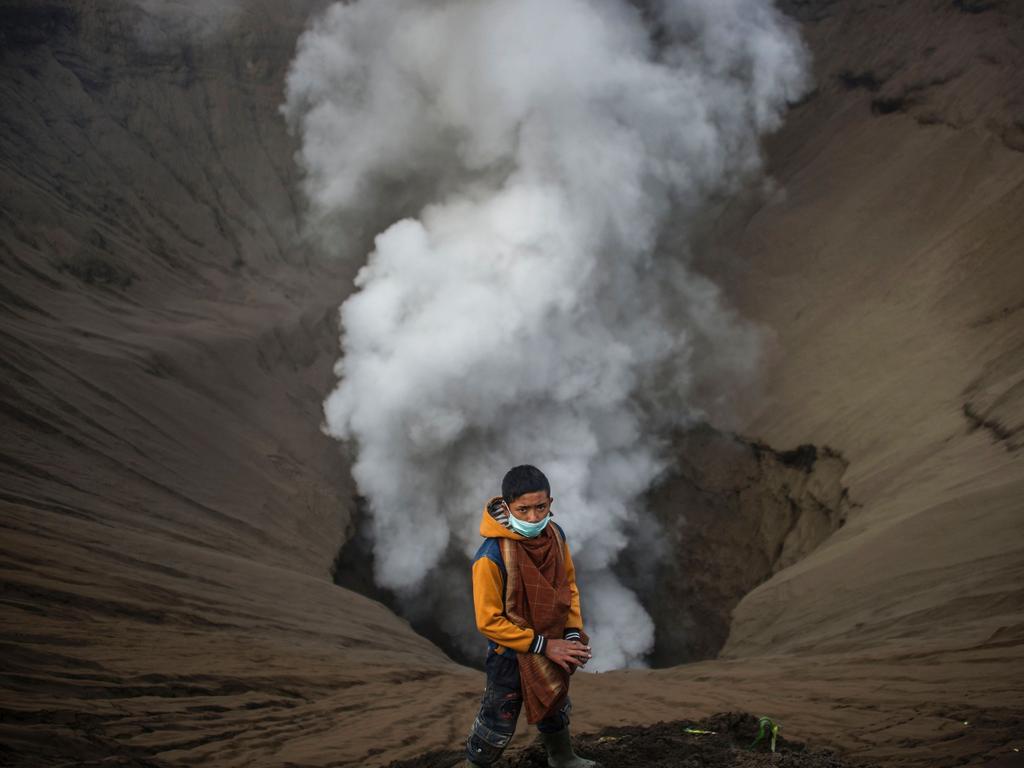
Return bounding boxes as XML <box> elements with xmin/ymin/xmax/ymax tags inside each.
<box><xmin>461</xmin><ymin>465</ymin><xmax>601</xmax><ymax>768</ymax></box>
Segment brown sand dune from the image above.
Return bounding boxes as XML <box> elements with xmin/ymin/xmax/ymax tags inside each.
<box><xmin>1</xmin><ymin>1</ymin><xmax>1022</xmax><ymax>767</ymax></box>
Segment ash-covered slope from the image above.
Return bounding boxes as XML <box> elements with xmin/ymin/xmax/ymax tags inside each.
<box><xmin>0</xmin><ymin>2</ymin><xmax>1021</xmax><ymax>768</ymax></box>
<box><xmin>0</xmin><ymin>0</ymin><xmax>352</xmax><ymax>575</ymax></box>
<box><xmin>704</xmin><ymin>0</ymin><xmax>1024</xmax><ymax>661</ymax></box>
<box><xmin>0</xmin><ymin>3</ymin><xmax>477</xmax><ymax>764</ymax></box>
<box><xmin>0</xmin><ymin>3</ymin><xmax>436</xmax><ymax>764</ymax></box>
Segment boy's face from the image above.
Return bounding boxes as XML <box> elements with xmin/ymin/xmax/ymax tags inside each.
<box><xmin>505</xmin><ymin>490</ymin><xmax>552</xmax><ymax>523</ymax></box>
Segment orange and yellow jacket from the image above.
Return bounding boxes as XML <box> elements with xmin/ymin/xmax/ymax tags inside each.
<box><xmin>472</xmin><ymin>496</ymin><xmax>584</xmax><ymax>656</ymax></box>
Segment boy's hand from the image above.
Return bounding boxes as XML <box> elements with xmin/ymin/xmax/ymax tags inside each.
<box><xmin>544</xmin><ymin>638</ymin><xmax>592</xmax><ymax>673</ymax></box>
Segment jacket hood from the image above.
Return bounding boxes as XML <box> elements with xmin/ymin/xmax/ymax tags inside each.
<box><xmin>479</xmin><ymin>495</ymin><xmax>528</xmax><ymax>540</ymax></box>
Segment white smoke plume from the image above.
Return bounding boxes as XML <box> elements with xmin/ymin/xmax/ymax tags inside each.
<box><xmin>283</xmin><ymin>0</ymin><xmax>808</xmax><ymax>670</ymax></box>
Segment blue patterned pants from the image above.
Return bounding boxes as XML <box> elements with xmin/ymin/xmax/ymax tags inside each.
<box><xmin>464</xmin><ymin>648</ymin><xmax>571</xmax><ymax>765</ymax></box>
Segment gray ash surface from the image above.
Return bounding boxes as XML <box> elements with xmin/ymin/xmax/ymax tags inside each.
<box><xmin>386</xmin><ymin>711</ymin><xmax>880</xmax><ymax>768</ymax></box>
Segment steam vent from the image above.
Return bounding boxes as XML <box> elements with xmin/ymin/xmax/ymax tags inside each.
<box><xmin>1</xmin><ymin>1</ymin><xmax>1022</xmax><ymax>767</ymax></box>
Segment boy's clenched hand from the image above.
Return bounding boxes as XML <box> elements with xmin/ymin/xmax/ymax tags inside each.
<box><xmin>544</xmin><ymin>638</ymin><xmax>592</xmax><ymax>673</ymax></box>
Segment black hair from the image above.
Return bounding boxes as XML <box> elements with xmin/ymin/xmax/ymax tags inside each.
<box><xmin>501</xmin><ymin>464</ymin><xmax>550</xmax><ymax>503</ymax></box>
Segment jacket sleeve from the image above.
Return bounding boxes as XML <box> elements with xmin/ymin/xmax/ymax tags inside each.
<box><xmin>562</xmin><ymin>536</ymin><xmax>584</xmax><ymax>637</ymax></box>
<box><xmin>472</xmin><ymin>556</ymin><xmax>539</xmax><ymax>653</ymax></box>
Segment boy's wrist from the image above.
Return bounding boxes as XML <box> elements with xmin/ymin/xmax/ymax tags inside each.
<box><xmin>529</xmin><ymin>632</ymin><xmax>547</xmax><ymax>654</ymax></box>
<box><xmin>563</xmin><ymin>627</ymin><xmax>582</xmax><ymax>642</ymax></box>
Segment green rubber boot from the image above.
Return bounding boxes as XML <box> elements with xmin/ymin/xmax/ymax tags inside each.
<box><xmin>539</xmin><ymin>727</ymin><xmax>601</xmax><ymax>768</ymax></box>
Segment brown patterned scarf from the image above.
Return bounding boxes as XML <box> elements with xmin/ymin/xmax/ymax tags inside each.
<box><xmin>500</xmin><ymin>522</ymin><xmax>590</xmax><ymax>723</ymax></box>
